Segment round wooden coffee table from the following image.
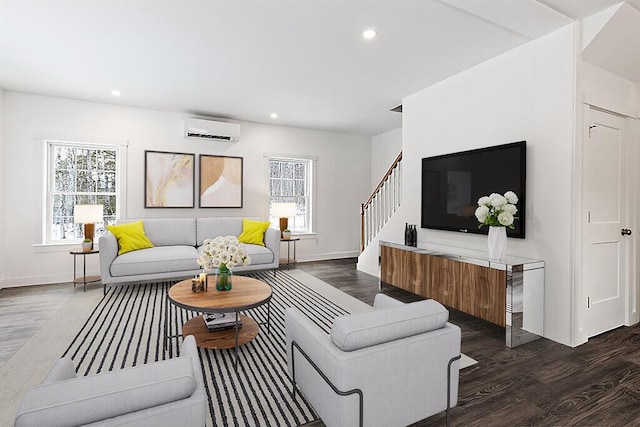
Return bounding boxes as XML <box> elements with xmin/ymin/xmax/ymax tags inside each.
<box><xmin>167</xmin><ymin>275</ymin><xmax>272</xmax><ymax>353</ymax></box>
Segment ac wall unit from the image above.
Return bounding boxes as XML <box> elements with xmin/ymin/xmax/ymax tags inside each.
<box><xmin>184</xmin><ymin>118</ymin><xmax>240</xmax><ymax>142</ymax></box>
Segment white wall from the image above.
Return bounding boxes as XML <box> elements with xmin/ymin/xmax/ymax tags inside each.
<box><xmin>370</xmin><ymin>127</ymin><xmax>402</xmax><ymax>191</ymax></box>
<box><xmin>579</xmin><ymin>61</ymin><xmax>639</xmax><ymax>117</ymax></box>
<box><xmin>359</xmin><ymin>25</ymin><xmax>576</xmax><ymax>346</ymax></box>
<box><xmin>0</xmin><ymin>92</ymin><xmax>371</xmax><ymax>287</ymax></box>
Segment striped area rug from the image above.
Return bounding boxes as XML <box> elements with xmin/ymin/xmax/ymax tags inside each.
<box><xmin>63</xmin><ymin>271</ymin><xmax>349</xmax><ymax>427</ymax></box>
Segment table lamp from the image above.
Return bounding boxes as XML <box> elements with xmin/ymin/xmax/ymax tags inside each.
<box><xmin>74</xmin><ymin>204</ymin><xmax>103</xmax><ymax>250</ymax></box>
<box><xmin>271</xmin><ymin>202</ymin><xmax>296</xmax><ymax>237</ymax></box>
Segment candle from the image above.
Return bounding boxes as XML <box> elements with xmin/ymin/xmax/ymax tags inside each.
<box><xmin>199</xmin><ymin>272</ymin><xmax>207</xmax><ymax>284</ymax></box>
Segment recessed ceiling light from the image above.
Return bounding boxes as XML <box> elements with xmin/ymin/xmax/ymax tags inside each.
<box><xmin>270</xmin><ymin>112</ymin><xmax>278</xmax><ymax>119</ymax></box>
<box><xmin>363</xmin><ymin>29</ymin><xmax>377</xmax><ymax>40</ymax></box>
<box><xmin>111</xmin><ymin>89</ymin><xmax>121</xmax><ymax>97</ymax></box>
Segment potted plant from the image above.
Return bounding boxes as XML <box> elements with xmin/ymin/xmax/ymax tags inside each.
<box><xmin>82</xmin><ymin>238</ymin><xmax>93</xmax><ymax>253</ymax></box>
<box><xmin>282</xmin><ymin>229</ymin><xmax>292</xmax><ymax>239</ymax></box>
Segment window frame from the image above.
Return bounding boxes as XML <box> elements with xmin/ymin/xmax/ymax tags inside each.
<box><xmin>44</xmin><ymin>140</ymin><xmax>123</xmax><ymax>245</ymax></box>
<box><xmin>267</xmin><ymin>156</ymin><xmax>316</xmax><ymax>235</ymax></box>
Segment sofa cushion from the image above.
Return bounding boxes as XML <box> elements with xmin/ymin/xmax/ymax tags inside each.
<box><xmin>196</xmin><ymin>218</ymin><xmax>243</xmax><ymax>246</ymax></box>
<box><xmin>14</xmin><ymin>356</ymin><xmax>196</xmax><ymax>427</ymax></box>
<box><xmin>238</xmin><ymin>218</ymin><xmax>271</xmax><ymax>246</ymax></box>
<box><xmin>119</xmin><ymin>218</ymin><xmax>196</xmax><ymax>247</ymax></box>
<box><xmin>330</xmin><ymin>299</ymin><xmax>449</xmax><ymax>352</ymax></box>
<box><xmin>244</xmin><ymin>243</ymin><xmax>275</xmax><ymax>265</ymax></box>
<box><xmin>107</xmin><ymin>221</ymin><xmax>155</xmax><ymax>255</ymax></box>
<box><xmin>110</xmin><ymin>246</ymin><xmax>199</xmax><ymax>277</ymax></box>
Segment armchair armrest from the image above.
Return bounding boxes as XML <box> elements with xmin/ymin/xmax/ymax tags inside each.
<box><xmin>15</xmin><ymin>356</ymin><xmax>196</xmax><ymax>427</ymax></box>
<box><xmin>373</xmin><ymin>293</ymin><xmax>405</xmax><ymax>310</ymax></box>
<box><xmin>42</xmin><ymin>357</ymin><xmax>76</xmax><ymax>384</ymax></box>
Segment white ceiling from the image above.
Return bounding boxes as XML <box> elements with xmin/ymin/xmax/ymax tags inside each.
<box><xmin>0</xmin><ymin>0</ymin><xmax>636</xmax><ymax>136</ymax></box>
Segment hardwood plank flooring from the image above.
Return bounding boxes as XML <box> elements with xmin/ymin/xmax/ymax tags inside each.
<box><xmin>0</xmin><ymin>282</ymin><xmax>79</xmax><ymax>367</ymax></box>
<box><xmin>3</xmin><ymin>259</ymin><xmax>640</xmax><ymax>425</ymax></box>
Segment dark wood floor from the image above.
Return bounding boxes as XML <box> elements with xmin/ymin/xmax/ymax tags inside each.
<box><xmin>299</xmin><ymin>258</ymin><xmax>640</xmax><ymax>427</ymax></box>
<box><xmin>4</xmin><ymin>259</ymin><xmax>640</xmax><ymax>425</ymax></box>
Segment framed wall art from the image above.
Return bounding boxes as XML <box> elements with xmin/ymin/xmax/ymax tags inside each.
<box><xmin>199</xmin><ymin>155</ymin><xmax>243</xmax><ymax>208</ymax></box>
<box><xmin>144</xmin><ymin>150</ymin><xmax>195</xmax><ymax>208</ymax></box>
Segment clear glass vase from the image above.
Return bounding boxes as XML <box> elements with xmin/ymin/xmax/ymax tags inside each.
<box><xmin>216</xmin><ymin>264</ymin><xmax>233</xmax><ymax>291</ymax></box>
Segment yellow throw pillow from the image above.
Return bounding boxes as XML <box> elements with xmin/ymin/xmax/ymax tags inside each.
<box><xmin>238</xmin><ymin>218</ymin><xmax>271</xmax><ymax>247</ymax></box>
<box><xmin>107</xmin><ymin>221</ymin><xmax>154</xmax><ymax>255</ymax></box>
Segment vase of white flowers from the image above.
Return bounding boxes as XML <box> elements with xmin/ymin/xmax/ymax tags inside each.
<box><xmin>475</xmin><ymin>191</ymin><xmax>518</xmax><ymax>261</ymax></box>
<box><xmin>197</xmin><ymin>236</ymin><xmax>251</xmax><ymax>291</ymax></box>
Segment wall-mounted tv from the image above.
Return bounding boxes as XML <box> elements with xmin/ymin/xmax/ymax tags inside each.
<box><xmin>421</xmin><ymin>141</ymin><xmax>526</xmax><ymax>238</ymax></box>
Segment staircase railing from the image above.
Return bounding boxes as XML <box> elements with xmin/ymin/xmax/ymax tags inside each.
<box><xmin>361</xmin><ymin>152</ymin><xmax>402</xmax><ymax>252</ymax></box>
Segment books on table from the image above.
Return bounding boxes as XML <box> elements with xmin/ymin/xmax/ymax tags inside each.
<box><xmin>202</xmin><ymin>313</ymin><xmax>242</xmax><ymax>332</ymax></box>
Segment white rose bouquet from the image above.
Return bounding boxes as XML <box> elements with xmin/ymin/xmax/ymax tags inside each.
<box><xmin>475</xmin><ymin>191</ymin><xmax>519</xmax><ymax>228</ymax></box>
<box><xmin>197</xmin><ymin>236</ymin><xmax>251</xmax><ymax>272</ymax></box>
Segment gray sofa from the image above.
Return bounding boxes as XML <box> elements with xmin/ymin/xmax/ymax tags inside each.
<box><xmin>286</xmin><ymin>294</ymin><xmax>461</xmax><ymax>427</ymax></box>
<box><xmin>99</xmin><ymin>217</ymin><xmax>280</xmax><ymax>293</ymax></box>
<box><xmin>14</xmin><ymin>335</ymin><xmax>205</xmax><ymax>427</ymax></box>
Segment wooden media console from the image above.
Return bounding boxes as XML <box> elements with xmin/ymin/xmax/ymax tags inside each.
<box><xmin>379</xmin><ymin>241</ymin><xmax>544</xmax><ymax>347</ymax></box>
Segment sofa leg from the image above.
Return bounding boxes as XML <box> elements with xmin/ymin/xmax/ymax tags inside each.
<box><xmin>446</xmin><ymin>354</ymin><xmax>461</xmax><ymax>427</ymax></box>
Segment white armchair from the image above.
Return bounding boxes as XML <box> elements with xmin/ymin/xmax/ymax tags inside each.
<box><xmin>285</xmin><ymin>294</ymin><xmax>461</xmax><ymax>427</ymax></box>
<box><xmin>14</xmin><ymin>335</ymin><xmax>206</xmax><ymax>427</ymax></box>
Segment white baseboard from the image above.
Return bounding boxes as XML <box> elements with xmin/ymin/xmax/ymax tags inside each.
<box><xmin>0</xmin><ymin>271</ymin><xmax>98</xmax><ymax>289</ymax></box>
<box><xmin>295</xmin><ymin>250</ymin><xmax>359</xmax><ymax>263</ymax></box>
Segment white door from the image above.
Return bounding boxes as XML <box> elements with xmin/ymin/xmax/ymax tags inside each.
<box><xmin>583</xmin><ymin>107</ymin><xmax>629</xmax><ymax>338</ymax></box>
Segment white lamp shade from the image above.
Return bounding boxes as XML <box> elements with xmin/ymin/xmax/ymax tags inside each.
<box><xmin>271</xmin><ymin>202</ymin><xmax>296</xmax><ymax>217</ymax></box>
<box><xmin>74</xmin><ymin>204</ymin><xmax>104</xmax><ymax>224</ymax></box>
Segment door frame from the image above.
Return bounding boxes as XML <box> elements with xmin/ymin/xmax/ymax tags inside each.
<box><xmin>573</xmin><ymin>103</ymin><xmax>638</xmax><ymax>346</ymax></box>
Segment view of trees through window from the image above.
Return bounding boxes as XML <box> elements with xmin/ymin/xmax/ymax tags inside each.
<box><xmin>269</xmin><ymin>158</ymin><xmax>312</xmax><ymax>233</ymax></box>
<box><xmin>48</xmin><ymin>142</ymin><xmax>118</xmax><ymax>242</ymax></box>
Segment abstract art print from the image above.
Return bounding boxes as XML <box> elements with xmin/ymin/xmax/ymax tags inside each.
<box><xmin>199</xmin><ymin>155</ymin><xmax>243</xmax><ymax>208</ymax></box>
<box><xmin>145</xmin><ymin>151</ymin><xmax>195</xmax><ymax>208</ymax></box>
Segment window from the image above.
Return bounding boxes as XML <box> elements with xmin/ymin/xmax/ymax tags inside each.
<box><xmin>268</xmin><ymin>157</ymin><xmax>313</xmax><ymax>234</ymax></box>
<box><xmin>45</xmin><ymin>141</ymin><xmax>120</xmax><ymax>243</ymax></box>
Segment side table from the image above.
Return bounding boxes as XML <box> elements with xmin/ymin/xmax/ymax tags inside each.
<box><xmin>70</xmin><ymin>250</ymin><xmax>101</xmax><ymax>291</ymax></box>
<box><xmin>280</xmin><ymin>237</ymin><xmax>300</xmax><ymax>270</ymax></box>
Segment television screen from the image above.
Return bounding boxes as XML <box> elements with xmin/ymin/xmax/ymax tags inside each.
<box><xmin>421</xmin><ymin>141</ymin><xmax>526</xmax><ymax>238</ymax></box>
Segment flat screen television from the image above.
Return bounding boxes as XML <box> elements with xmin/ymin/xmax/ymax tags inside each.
<box><xmin>421</xmin><ymin>141</ymin><xmax>526</xmax><ymax>238</ymax></box>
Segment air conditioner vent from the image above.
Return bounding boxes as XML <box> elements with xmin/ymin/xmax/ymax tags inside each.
<box><xmin>185</xmin><ymin>132</ymin><xmax>233</xmax><ymax>141</ymax></box>
<box><xmin>184</xmin><ymin>118</ymin><xmax>240</xmax><ymax>142</ymax></box>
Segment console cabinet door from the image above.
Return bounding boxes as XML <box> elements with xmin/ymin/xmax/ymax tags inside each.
<box><xmin>428</xmin><ymin>256</ymin><xmax>461</xmax><ymax>309</ymax></box>
<box><xmin>403</xmin><ymin>251</ymin><xmax>428</xmax><ymax>296</ymax></box>
<box><xmin>380</xmin><ymin>245</ymin><xmax>403</xmax><ymax>288</ymax></box>
<box><xmin>459</xmin><ymin>263</ymin><xmax>506</xmax><ymax>326</ymax></box>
